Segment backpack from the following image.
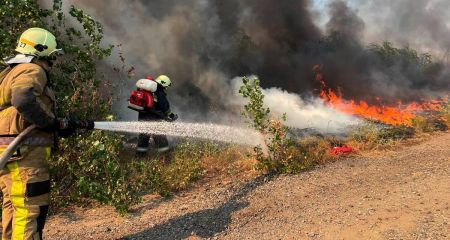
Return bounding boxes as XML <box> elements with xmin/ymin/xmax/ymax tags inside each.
<box><xmin>128</xmin><ymin>78</ymin><xmax>157</xmax><ymax>111</ymax></box>
<box><xmin>128</xmin><ymin>89</ymin><xmax>155</xmax><ymax>111</ymax></box>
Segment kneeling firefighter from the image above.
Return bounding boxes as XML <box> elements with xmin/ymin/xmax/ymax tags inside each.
<box><xmin>128</xmin><ymin>75</ymin><xmax>177</xmax><ymax>153</ymax></box>
<box><xmin>0</xmin><ymin>28</ymin><xmax>94</xmax><ymax>239</ymax></box>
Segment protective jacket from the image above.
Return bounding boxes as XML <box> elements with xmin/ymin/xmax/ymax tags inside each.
<box><xmin>0</xmin><ymin>63</ymin><xmax>55</xmax><ymax>145</ymax></box>
<box><xmin>153</xmin><ymin>83</ymin><xmax>170</xmax><ymax>114</ymax></box>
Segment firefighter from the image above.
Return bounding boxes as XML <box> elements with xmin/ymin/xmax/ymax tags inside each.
<box><xmin>0</xmin><ymin>28</ymin><xmax>79</xmax><ymax>239</ymax></box>
<box><xmin>136</xmin><ymin>75</ymin><xmax>178</xmax><ymax>153</ymax></box>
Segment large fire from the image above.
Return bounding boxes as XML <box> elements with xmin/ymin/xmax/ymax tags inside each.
<box><xmin>313</xmin><ymin>65</ymin><xmax>446</xmax><ymax>126</ymax></box>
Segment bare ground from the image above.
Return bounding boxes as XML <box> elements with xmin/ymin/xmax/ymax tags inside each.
<box><xmin>45</xmin><ymin>132</ymin><xmax>450</xmax><ymax>240</ymax></box>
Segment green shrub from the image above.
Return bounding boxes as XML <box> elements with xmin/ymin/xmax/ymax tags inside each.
<box><xmin>239</xmin><ymin>77</ymin><xmax>312</xmax><ymax>174</ymax></box>
<box><xmin>239</xmin><ymin>77</ymin><xmax>271</xmax><ymax>131</ymax></box>
<box><xmin>51</xmin><ymin>131</ymin><xmax>138</xmax><ymax>214</ymax></box>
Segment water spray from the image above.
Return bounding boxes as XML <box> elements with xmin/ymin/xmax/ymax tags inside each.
<box><xmin>94</xmin><ymin>121</ymin><xmax>263</xmax><ymax>146</ymax></box>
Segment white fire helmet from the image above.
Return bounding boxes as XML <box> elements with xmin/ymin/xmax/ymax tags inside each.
<box><xmin>15</xmin><ymin>28</ymin><xmax>62</xmax><ymax>57</ymax></box>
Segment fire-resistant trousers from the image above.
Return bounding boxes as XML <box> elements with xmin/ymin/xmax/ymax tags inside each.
<box><xmin>137</xmin><ymin>112</ymin><xmax>169</xmax><ymax>153</ymax></box>
<box><xmin>0</xmin><ymin>146</ymin><xmax>51</xmax><ymax>240</ymax></box>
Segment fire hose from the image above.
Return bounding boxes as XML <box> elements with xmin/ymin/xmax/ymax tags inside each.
<box><xmin>0</xmin><ymin>125</ymin><xmax>37</xmax><ymax>169</ymax></box>
<box><xmin>0</xmin><ymin>120</ymin><xmax>95</xmax><ymax>169</ymax></box>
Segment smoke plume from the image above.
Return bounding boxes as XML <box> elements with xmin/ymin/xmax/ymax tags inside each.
<box><xmin>65</xmin><ymin>0</ymin><xmax>449</xmax><ymax>126</ymax></box>
<box><xmin>229</xmin><ymin>77</ymin><xmax>359</xmax><ymax>133</ymax></box>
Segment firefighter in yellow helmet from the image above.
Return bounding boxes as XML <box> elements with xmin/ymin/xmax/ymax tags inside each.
<box><xmin>135</xmin><ymin>75</ymin><xmax>178</xmax><ymax>153</ymax></box>
<box><xmin>0</xmin><ymin>28</ymin><xmax>82</xmax><ymax>239</ymax></box>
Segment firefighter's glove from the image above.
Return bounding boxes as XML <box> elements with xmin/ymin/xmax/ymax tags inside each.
<box><xmin>165</xmin><ymin>113</ymin><xmax>178</xmax><ymax>122</ymax></box>
<box><xmin>56</xmin><ymin>118</ymin><xmax>77</xmax><ymax>138</ymax></box>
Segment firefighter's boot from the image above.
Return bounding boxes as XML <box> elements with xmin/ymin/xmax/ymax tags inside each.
<box><xmin>153</xmin><ymin>135</ymin><xmax>169</xmax><ymax>152</ymax></box>
<box><xmin>137</xmin><ymin>134</ymin><xmax>150</xmax><ymax>154</ymax></box>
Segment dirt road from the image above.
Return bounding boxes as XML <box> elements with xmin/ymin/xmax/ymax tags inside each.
<box><xmin>45</xmin><ymin>133</ymin><xmax>450</xmax><ymax>239</ymax></box>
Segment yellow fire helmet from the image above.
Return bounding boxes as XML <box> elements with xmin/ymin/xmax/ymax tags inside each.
<box><xmin>155</xmin><ymin>75</ymin><xmax>172</xmax><ymax>88</ymax></box>
<box><xmin>15</xmin><ymin>28</ymin><xmax>62</xmax><ymax>57</ymax></box>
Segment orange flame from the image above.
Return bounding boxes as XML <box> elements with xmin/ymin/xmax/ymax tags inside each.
<box><xmin>313</xmin><ymin>64</ymin><xmax>446</xmax><ymax>126</ymax></box>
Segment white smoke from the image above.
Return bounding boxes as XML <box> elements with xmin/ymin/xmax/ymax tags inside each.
<box><xmin>231</xmin><ymin>77</ymin><xmax>359</xmax><ymax>133</ymax></box>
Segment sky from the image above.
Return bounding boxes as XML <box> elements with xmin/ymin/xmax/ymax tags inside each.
<box><xmin>311</xmin><ymin>0</ymin><xmax>358</xmax><ymax>31</ymax></box>
<box><xmin>312</xmin><ymin>0</ymin><xmax>328</xmax><ymax>9</ymax></box>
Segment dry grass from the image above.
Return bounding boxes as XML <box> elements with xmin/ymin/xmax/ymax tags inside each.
<box><xmin>412</xmin><ymin>116</ymin><xmax>435</xmax><ymax>133</ymax></box>
<box><xmin>346</xmin><ymin>124</ymin><xmax>388</xmax><ymax>151</ymax></box>
<box><xmin>298</xmin><ymin>136</ymin><xmax>334</xmax><ymax>165</ymax></box>
<box><xmin>200</xmin><ymin>146</ymin><xmax>257</xmax><ymax>184</ymax></box>
<box><xmin>345</xmin><ymin>123</ymin><xmax>416</xmax><ymax>151</ymax></box>
<box><xmin>131</xmin><ymin>141</ymin><xmax>255</xmax><ymax>196</ymax></box>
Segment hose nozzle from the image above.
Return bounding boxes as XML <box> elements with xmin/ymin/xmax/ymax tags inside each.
<box><xmin>58</xmin><ymin>118</ymin><xmax>95</xmax><ymax>131</ymax></box>
<box><xmin>76</xmin><ymin>120</ymin><xmax>95</xmax><ymax>130</ymax></box>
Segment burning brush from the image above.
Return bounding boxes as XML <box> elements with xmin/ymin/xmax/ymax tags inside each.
<box><xmin>312</xmin><ymin>64</ymin><xmax>449</xmax><ymax>128</ymax></box>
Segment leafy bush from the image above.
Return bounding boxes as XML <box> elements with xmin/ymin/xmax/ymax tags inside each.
<box><xmin>51</xmin><ymin>131</ymin><xmax>140</xmax><ymax>214</ymax></box>
<box><xmin>239</xmin><ymin>77</ymin><xmax>312</xmax><ymax>173</ymax></box>
<box><xmin>239</xmin><ymin>77</ymin><xmax>271</xmax><ymax>131</ymax></box>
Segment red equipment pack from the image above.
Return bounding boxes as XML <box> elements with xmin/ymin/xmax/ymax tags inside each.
<box><xmin>128</xmin><ymin>76</ymin><xmax>158</xmax><ymax>112</ymax></box>
<box><xmin>128</xmin><ymin>90</ymin><xmax>154</xmax><ymax>111</ymax></box>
